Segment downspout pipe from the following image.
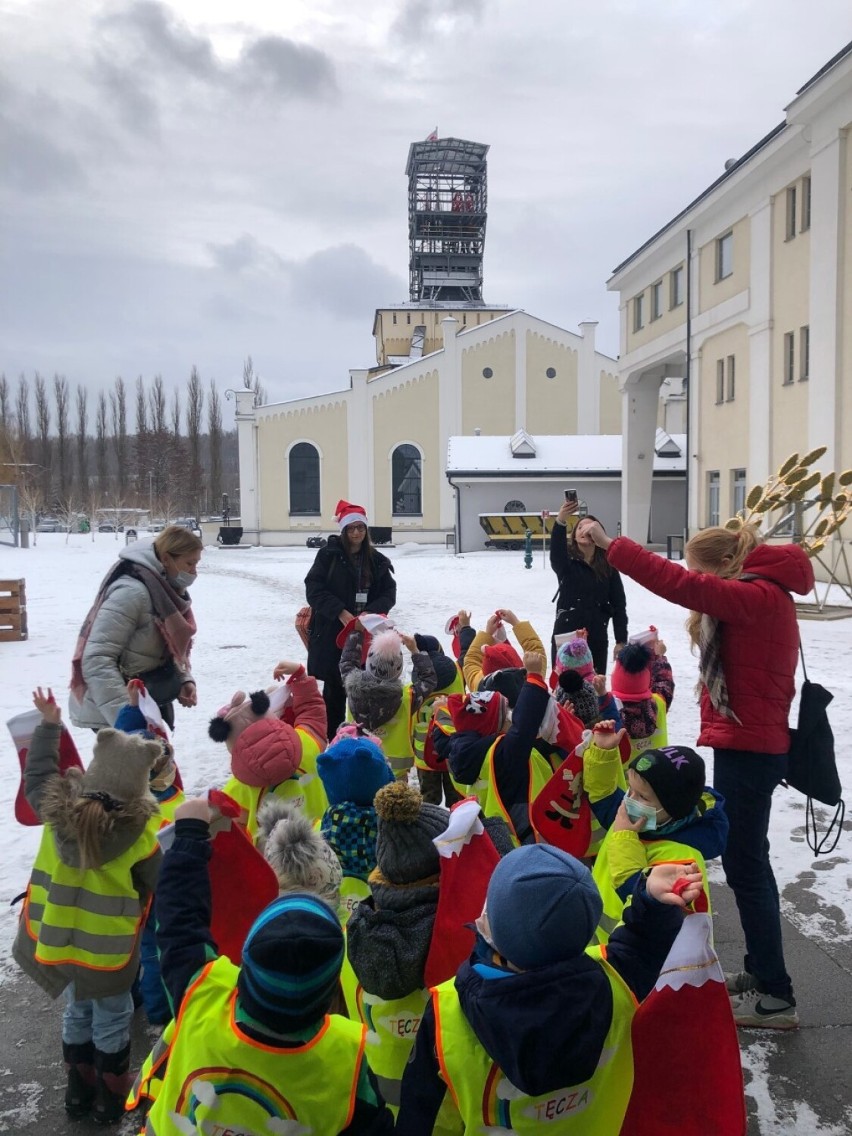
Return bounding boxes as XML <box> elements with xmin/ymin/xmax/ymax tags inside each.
<box><xmin>684</xmin><ymin>228</ymin><xmax>693</xmax><ymax>542</ymax></box>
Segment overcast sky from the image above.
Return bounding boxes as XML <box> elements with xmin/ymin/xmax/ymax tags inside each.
<box><xmin>1</xmin><ymin>0</ymin><xmax>850</xmax><ymax>412</ymax></box>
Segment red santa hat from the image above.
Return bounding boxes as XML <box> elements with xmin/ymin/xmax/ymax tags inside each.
<box><xmin>481</xmin><ymin>641</ymin><xmax>523</xmax><ymax>675</ymax></box>
<box><xmin>334</xmin><ymin>499</ymin><xmax>368</xmax><ymax>530</ymax></box>
<box><xmin>447</xmin><ymin>690</ymin><xmax>508</xmax><ymax>737</ymax></box>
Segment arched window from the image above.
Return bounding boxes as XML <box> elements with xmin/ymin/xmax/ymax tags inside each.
<box><xmin>392</xmin><ymin>444</ymin><xmax>422</xmax><ymax>516</ymax></box>
<box><xmin>289</xmin><ymin>443</ymin><xmax>320</xmax><ymax>515</ymax></box>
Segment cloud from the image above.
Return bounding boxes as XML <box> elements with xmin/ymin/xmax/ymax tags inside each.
<box><xmin>207</xmin><ymin>234</ymin><xmax>286</xmax><ymax>275</ymax></box>
<box><xmin>392</xmin><ymin>0</ymin><xmax>485</xmax><ymax>42</ymax></box>
<box><xmin>237</xmin><ymin>36</ymin><xmax>337</xmax><ymax>101</ymax></box>
<box><xmin>0</xmin><ymin>99</ymin><xmax>85</xmax><ymax>193</ymax></box>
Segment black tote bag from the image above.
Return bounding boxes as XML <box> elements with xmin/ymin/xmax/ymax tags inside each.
<box><xmin>786</xmin><ymin>646</ymin><xmax>845</xmax><ymax>855</ymax></box>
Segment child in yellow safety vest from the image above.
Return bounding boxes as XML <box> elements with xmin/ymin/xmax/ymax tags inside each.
<box><xmin>146</xmin><ymin>796</ymin><xmax>394</xmax><ymax>1134</ymax></box>
<box><xmin>410</xmin><ymin>631</ymin><xmax>465</xmax><ymax>807</ymax></box>
<box><xmin>611</xmin><ymin>629</ymin><xmax>675</xmax><ymax>758</ymax></box>
<box><xmin>397</xmin><ymin>843</ymin><xmax>705</xmax><ymax>1136</ymax></box>
<box><xmin>341</xmin><ymin>626</ymin><xmax>437</xmax><ymax>781</ymax></box>
<box><xmin>583</xmin><ymin>722</ymin><xmax>729</xmax><ymax>942</ymax></box>
<box><xmin>13</xmin><ymin>687</ymin><xmax>163</xmax><ymax>1125</ymax></box>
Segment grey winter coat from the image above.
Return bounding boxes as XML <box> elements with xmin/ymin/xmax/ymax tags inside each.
<box><xmin>347</xmin><ymin>878</ymin><xmax>438</xmax><ymax>1001</ymax></box>
<box><xmin>12</xmin><ymin>722</ymin><xmax>162</xmax><ymax>1000</ymax></box>
<box><xmin>69</xmin><ymin>542</ymin><xmax>194</xmax><ymax>729</ymax></box>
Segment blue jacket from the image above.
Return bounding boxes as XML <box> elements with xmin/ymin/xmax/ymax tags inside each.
<box><xmin>398</xmin><ymin>877</ymin><xmax>685</xmax><ymax>1135</ymax></box>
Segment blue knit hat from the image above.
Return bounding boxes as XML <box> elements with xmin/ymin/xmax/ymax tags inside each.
<box><xmin>317</xmin><ymin>733</ymin><xmax>394</xmax><ymax>807</ymax></box>
<box><xmin>485</xmin><ymin>844</ymin><xmax>603</xmax><ymax>969</ymax></box>
<box><xmin>238</xmin><ymin>894</ymin><xmax>344</xmax><ymax>1032</ymax></box>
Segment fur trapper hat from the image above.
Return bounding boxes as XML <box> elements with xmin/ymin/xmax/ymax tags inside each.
<box><xmin>257</xmin><ymin>799</ymin><xmax>342</xmax><ymax>906</ymax></box>
<box><xmin>82</xmin><ymin>728</ymin><xmax>162</xmax><ymax>804</ymax></box>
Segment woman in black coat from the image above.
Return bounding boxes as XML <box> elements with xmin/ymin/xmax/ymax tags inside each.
<box><xmin>549</xmin><ymin>503</ymin><xmax>627</xmax><ymax>674</ymax></box>
<box><xmin>305</xmin><ymin>501</ymin><xmax>397</xmax><ymax>739</ymax></box>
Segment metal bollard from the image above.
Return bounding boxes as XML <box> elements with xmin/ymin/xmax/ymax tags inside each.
<box><xmin>524</xmin><ymin>529</ymin><xmax>533</xmax><ymax>569</ymax></box>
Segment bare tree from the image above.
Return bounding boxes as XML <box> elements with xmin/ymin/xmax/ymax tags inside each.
<box><xmin>0</xmin><ymin>374</ymin><xmax>8</xmax><ymax>435</ymax></box>
<box><xmin>17</xmin><ymin>477</ymin><xmax>44</xmax><ymax>544</ymax></box>
<box><xmin>134</xmin><ymin>376</ymin><xmax>151</xmax><ymax>506</ymax></box>
<box><xmin>149</xmin><ymin>375</ymin><xmax>167</xmax><ymax>435</ymax></box>
<box><xmin>75</xmin><ymin>384</ymin><xmax>88</xmax><ymax>498</ymax></box>
<box><xmin>110</xmin><ymin>377</ymin><xmax>128</xmax><ymax>499</ymax></box>
<box><xmin>208</xmin><ymin>378</ymin><xmax>223</xmax><ymax>508</ymax></box>
<box><xmin>242</xmin><ymin>356</ymin><xmax>267</xmax><ymax>407</ymax></box>
<box><xmin>16</xmin><ymin>374</ymin><xmax>32</xmax><ymax>462</ymax></box>
<box><xmin>186</xmin><ymin>367</ymin><xmax>204</xmax><ymax>516</ymax></box>
<box><xmin>95</xmin><ymin>392</ymin><xmax>109</xmax><ymax>490</ymax></box>
<box><xmin>54</xmin><ymin>374</ymin><xmax>71</xmax><ymax>502</ymax></box>
<box><xmin>34</xmin><ymin>373</ymin><xmax>52</xmax><ymax>502</ymax></box>
<box><xmin>170</xmin><ymin>387</ymin><xmax>181</xmax><ymax>439</ymax></box>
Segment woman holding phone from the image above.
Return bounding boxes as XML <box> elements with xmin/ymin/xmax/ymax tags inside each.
<box><xmin>548</xmin><ymin>494</ymin><xmax>628</xmax><ymax>673</ymax></box>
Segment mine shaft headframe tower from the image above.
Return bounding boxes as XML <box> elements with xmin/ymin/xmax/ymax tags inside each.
<box><xmin>406</xmin><ymin>137</ymin><xmax>489</xmax><ymax>303</ymax></box>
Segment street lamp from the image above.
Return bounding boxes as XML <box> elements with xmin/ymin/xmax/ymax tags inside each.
<box><xmin>148</xmin><ymin>471</ymin><xmax>154</xmax><ymax>520</ymax></box>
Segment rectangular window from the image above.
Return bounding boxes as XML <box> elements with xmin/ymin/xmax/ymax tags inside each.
<box><xmin>651</xmin><ymin>280</ymin><xmax>663</xmax><ymax>321</ymax></box>
<box><xmin>707</xmin><ymin>472</ymin><xmax>721</xmax><ymax>527</ymax></box>
<box><xmin>633</xmin><ymin>293</ymin><xmax>645</xmax><ymax>332</ymax></box>
<box><xmin>715</xmin><ymin>359</ymin><xmax>725</xmax><ymax>405</ymax></box>
<box><xmin>801</xmin><ymin>175</ymin><xmax>811</xmax><ymax>232</ymax></box>
<box><xmin>785</xmin><ymin>186</ymin><xmax>797</xmax><ymax>241</ymax></box>
<box><xmin>732</xmin><ymin>469</ymin><xmax>747</xmax><ymax>516</ymax></box>
<box><xmin>715</xmin><ymin>232</ymin><xmax>733</xmax><ymax>281</ymax></box>
<box><xmin>800</xmin><ymin>325</ymin><xmax>810</xmax><ymax>381</ymax></box>
<box><xmin>726</xmin><ymin>355</ymin><xmax>736</xmax><ymax>402</ymax></box>
<box><xmin>670</xmin><ymin>264</ymin><xmax>684</xmax><ymax>308</ymax></box>
<box><xmin>783</xmin><ymin>331</ymin><xmax>795</xmax><ymax>384</ymax></box>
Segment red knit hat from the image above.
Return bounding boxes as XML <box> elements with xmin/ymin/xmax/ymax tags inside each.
<box><xmin>481</xmin><ymin>641</ymin><xmax>523</xmax><ymax>675</ymax></box>
<box><xmin>447</xmin><ymin>691</ymin><xmax>507</xmax><ymax>737</ymax></box>
<box><xmin>611</xmin><ymin>643</ymin><xmax>653</xmax><ymax>702</ymax></box>
<box><xmin>334</xmin><ymin>500</ymin><xmax>368</xmax><ymax>530</ymax></box>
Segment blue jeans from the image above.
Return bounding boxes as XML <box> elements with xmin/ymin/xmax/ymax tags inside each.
<box><xmin>62</xmin><ymin>986</ymin><xmax>133</xmax><ymax>1054</ymax></box>
<box><xmin>713</xmin><ymin>748</ymin><xmax>793</xmax><ymax>1001</ymax></box>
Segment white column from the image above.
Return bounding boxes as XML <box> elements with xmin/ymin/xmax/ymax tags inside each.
<box><xmin>577</xmin><ymin>320</ymin><xmax>600</xmax><ymax>433</ymax></box>
<box><xmin>347</xmin><ymin>372</ymin><xmax>370</xmax><ymax>515</ymax></box>
<box><xmin>747</xmin><ymin>198</ymin><xmax>773</xmax><ymax>488</ymax></box>
<box><xmin>621</xmin><ymin>373</ymin><xmax>660</xmax><ymax>541</ymax></box>
<box><xmin>234</xmin><ymin>389</ymin><xmax>259</xmax><ymax>543</ymax></box>
<box><xmin>438</xmin><ymin>317</ymin><xmax>460</xmax><ymax>530</ymax></box>
<box><xmin>807</xmin><ymin>131</ymin><xmax>843</xmax><ymax>470</ymax></box>
<box><xmin>514</xmin><ymin>319</ymin><xmax>527</xmax><ymax>430</ymax></box>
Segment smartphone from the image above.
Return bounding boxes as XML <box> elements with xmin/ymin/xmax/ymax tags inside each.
<box><xmin>564</xmin><ymin>489</ymin><xmax>578</xmax><ymax>504</ymax></box>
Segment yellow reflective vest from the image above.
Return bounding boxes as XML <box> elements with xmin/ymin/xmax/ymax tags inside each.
<box><xmin>432</xmin><ymin>954</ymin><xmax>637</xmax><ymax>1133</ymax></box>
<box><xmin>413</xmin><ymin>668</ymin><xmax>465</xmax><ymax>771</ymax></box>
<box><xmin>624</xmin><ymin>694</ymin><xmax>668</xmax><ymax>759</ymax></box>
<box><xmin>478</xmin><ymin>740</ymin><xmax>556</xmax><ymax>846</ymax></box>
<box><xmin>337</xmin><ymin>874</ymin><xmax>371</xmax><ymax>928</ymax></box>
<box><xmin>222</xmin><ymin>727</ymin><xmax>328</xmax><ymax>841</ymax></box>
<box><xmin>24</xmin><ymin>816</ymin><xmax>161</xmax><ymax>972</ymax></box>
<box><xmin>349</xmin><ymin>687</ymin><xmax>417</xmax><ymax>781</ymax></box>
<box><xmin>144</xmin><ymin>956</ymin><xmax>366</xmax><ymax>1135</ymax></box>
<box><xmin>593</xmin><ymin>835</ymin><xmax>710</xmax><ymax>944</ymax></box>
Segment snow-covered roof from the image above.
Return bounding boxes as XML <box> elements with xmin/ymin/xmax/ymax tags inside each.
<box><xmin>446</xmin><ymin>430</ymin><xmax>686</xmax><ymax>474</ymax></box>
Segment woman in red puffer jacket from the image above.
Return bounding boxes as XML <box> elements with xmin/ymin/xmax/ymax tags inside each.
<box><xmin>584</xmin><ymin>518</ymin><xmax>814</xmax><ymax>1031</ymax></box>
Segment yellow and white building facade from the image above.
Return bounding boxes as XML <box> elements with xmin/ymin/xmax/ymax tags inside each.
<box><xmin>608</xmin><ymin>41</ymin><xmax>852</xmax><ymax>541</ymax></box>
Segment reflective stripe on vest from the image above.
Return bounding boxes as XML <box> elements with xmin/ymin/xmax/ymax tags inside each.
<box><xmin>355</xmin><ymin>985</ymin><xmax>430</xmax><ymax>1114</ymax></box>
<box><xmin>626</xmin><ymin>694</ymin><xmax>668</xmax><ymax>759</ymax></box>
<box><xmin>25</xmin><ymin>816</ymin><xmax>160</xmax><ymax>971</ymax></box>
<box><xmin>432</xmin><ymin>954</ymin><xmax>637</xmax><ymax>1133</ymax></box>
<box><xmin>593</xmin><ymin>838</ymin><xmax>710</xmax><ymax>944</ymax></box>
<box><xmin>479</xmin><ymin>741</ymin><xmax>555</xmax><ymax>845</ymax></box>
<box><xmin>413</xmin><ymin>669</ymin><xmax>465</xmax><ymax>770</ymax></box>
<box><xmin>365</xmin><ymin>687</ymin><xmax>416</xmax><ymax>780</ymax></box>
<box><xmin>127</xmin><ymin>1017</ymin><xmax>175</xmax><ymax>1112</ymax></box>
<box><xmin>145</xmin><ymin>956</ymin><xmax>366</xmax><ymax>1135</ymax></box>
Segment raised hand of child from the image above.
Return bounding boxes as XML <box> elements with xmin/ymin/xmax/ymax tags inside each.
<box><xmin>613</xmin><ymin>797</ymin><xmax>647</xmax><ymax>833</ymax></box>
<box><xmin>485</xmin><ymin>612</ymin><xmax>502</xmax><ymax>637</ymax></box>
<box><xmin>274</xmin><ymin>660</ymin><xmax>300</xmax><ymax>680</ymax></box>
<box><xmin>457</xmin><ymin>609</ymin><xmax>471</xmax><ymax>628</ymax></box>
<box><xmin>591</xmin><ymin>720</ymin><xmax>625</xmax><ymax>750</ymax></box>
<box><xmin>126</xmin><ymin>678</ymin><xmax>145</xmax><ymax>706</ymax></box>
<box><xmin>654</xmin><ymin>638</ymin><xmax>667</xmax><ymax>656</ymax></box>
<box><xmin>592</xmin><ymin>674</ymin><xmax>608</xmax><ymax>697</ymax></box>
<box><xmin>497</xmin><ymin>608</ymin><xmax>518</xmax><ymax>626</ymax></box>
<box><xmin>399</xmin><ymin>632</ymin><xmax>418</xmax><ymax>653</ymax></box>
<box><xmin>646</xmin><ymin>861</ymin><xmax>704</xmax><ymax>907</ymax></box>
<box><xmin>522</xmin><ymin>650</ymin><xmax>547</xmax><ymax>676</ymax></box>
<box><xmin>32</xmin><ymin>686</ymin><xmax>61</xmax><ymax>725</ymax></box>
<box><xmin>175</xmin><ymin>796</ymin><xmax>215</xmax><ymax>825</ymax></box>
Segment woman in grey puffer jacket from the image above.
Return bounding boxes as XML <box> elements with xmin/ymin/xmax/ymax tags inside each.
<box><xmin>69</xmin><ymin>526</ymin><xmax>202</xmax><ymax>730</ymax></box>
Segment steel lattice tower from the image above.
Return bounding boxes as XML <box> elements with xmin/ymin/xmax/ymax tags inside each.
<box><xmin>406</xmin><ymin>137</ymin><xmax>489</xmax><ymax>303</ymax></box>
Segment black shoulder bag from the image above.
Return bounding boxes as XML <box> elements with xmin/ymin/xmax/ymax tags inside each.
<box><xmin>786</xmin><ymin>643</ymin><xmax>845</xmax><ymax>855</ymax></box>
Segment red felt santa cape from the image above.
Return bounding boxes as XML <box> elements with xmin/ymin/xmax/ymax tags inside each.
<box><xmin>621</xmin><ymin>888</ymin><xmax>746</xmax><ymax>1136</ymax></box>
<box><xmin>9</xmin><ymin>708</ymin><xmax>84</xmax><ymax>826</ymax></box>
<box><xmin>423</xmin><ymin>798</ymin><xmax>500</xmax><ymax>988</ymax></box>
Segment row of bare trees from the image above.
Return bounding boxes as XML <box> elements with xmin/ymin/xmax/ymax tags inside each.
<box><xmin>0</xmin><ymin>359</ymin><xmax>266</xmax><ymax>525</ymax></box>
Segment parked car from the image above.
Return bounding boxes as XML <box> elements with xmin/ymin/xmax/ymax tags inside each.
<box><xmin>98</xmin><ymin>523</ymin><xmax>117</xmax><ymax>533</ymax></box>
<box><xmin>305</xmin><ymin>534</ymin><xmax>328</xmax><ymax>548</ymax></box>
<box><xmin>36</xmin><ymin>518</ymin><xmax>63</xmax><ymax>533</ymax></box>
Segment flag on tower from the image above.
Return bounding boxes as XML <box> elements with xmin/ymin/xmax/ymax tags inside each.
<box><xmin>426</xmin><ymin>127</ymin><xmax>438</xmax><ymax>141</ymax></box>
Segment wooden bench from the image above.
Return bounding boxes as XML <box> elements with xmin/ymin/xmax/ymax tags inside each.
<box><xmin>0</xmin><ymin>579</ymin><xmax>27</xmax><ymax>641</ymax></box>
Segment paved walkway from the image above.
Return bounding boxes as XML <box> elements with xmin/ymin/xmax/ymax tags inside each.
<box><xmin>1</xmin><ymin>881</ymin><xmax>850</xmax><ymax>1134</ymax></box>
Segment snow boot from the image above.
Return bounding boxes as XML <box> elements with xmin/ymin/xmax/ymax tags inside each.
<box><xmin>63</xmin><ymin>1040</ymin><xmax>97</xmax><ymax>1119</ymax></box>
<box><xmin>92</xmin><ymin>1043</ymin><xmax>133</xmax><ymax>1126</ymax></box>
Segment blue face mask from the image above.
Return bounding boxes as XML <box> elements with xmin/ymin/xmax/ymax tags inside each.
<box><xmin>172</xmin><ymin>571</ymin><xmax>196</xmax><ymax>591</ymax></box>
<box><xmin>624</xmin><ymin>796</ymin><xmax>659</xmax><ymax>830</ymax></box>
